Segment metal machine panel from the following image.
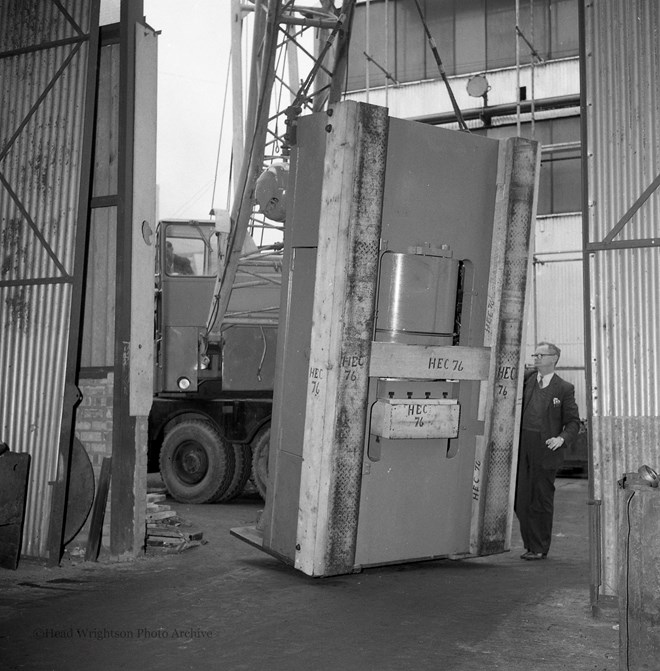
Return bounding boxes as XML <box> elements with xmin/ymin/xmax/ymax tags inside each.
<box><xmin>355</xmin><ymin>436</ymin><xmax>474</xmax><ymax>566</ymax></box>
<box><xmin>263</xmin><ymin>247</ymin><xmax>317</xmax><ymax>561</ymax></box>
<box><xmin>380</xmin><ymin>118</ymin><xmax>498</xmax><ymax>322</ymax></box>
<box><xmin>377</xmin><ymin>250</ymin><xmax>459</xmax><ymax>345</ymax></box>
<box><xmin>222</xmin><ymin>325</ymin><xmax>277</xmax><ymax>391</ymax></box>
<box><xmin>163</xmin><ymin>327</ymin><xmax>199</xmax><ymax>391</ymax></box>
<box><xmin>355</xmin><ymin>117</ymin><xmax>502</xmax><ymax>566</ymax></box>
<box><xmin>286</xmin><ymin>112</ymin><xmax>328</xmax><ymax>249</ymax></box>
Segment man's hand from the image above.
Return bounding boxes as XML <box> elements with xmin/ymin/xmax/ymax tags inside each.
<box><xmin>545</xmin><ymin>436</ymin><xmax>565</xmax><ymax>451</ymax></box>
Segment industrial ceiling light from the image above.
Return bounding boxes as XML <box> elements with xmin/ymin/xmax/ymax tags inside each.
<box><xmin>466</xmin><ymin>74</ymin><xmax>490</xmax><ymax>99</ymax></box>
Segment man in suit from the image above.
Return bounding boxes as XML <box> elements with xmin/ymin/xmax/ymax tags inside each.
<box><xmin>515</xmin><ymin>341</ymin><xmax>581</xmax><ymax>560</ymax></box>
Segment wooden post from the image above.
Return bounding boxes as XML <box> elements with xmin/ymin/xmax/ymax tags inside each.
<box><xmin>470</xmin><ymin>136</ymin><xmax>540</xmax><ymax>555</ymax></box>
<box><xmin>295</xmin><ymin>101</ymin><xmax>389</xmax><ymax>577</ymax></box>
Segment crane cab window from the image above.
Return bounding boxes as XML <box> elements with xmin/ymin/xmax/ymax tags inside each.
<box><xmin>164</xmin><ymin>223</ymin><xmax>218</xmax><ymax>277</ymax></box>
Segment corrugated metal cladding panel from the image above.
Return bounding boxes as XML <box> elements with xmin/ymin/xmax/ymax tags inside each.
<box><xmin>586</xmin><ymin>1</ymin><xmax>660</xmax><ymax>244</ymax></box>
<box><xmin>532</xmin><ymin>258</ymin><xmax>586</xmax><ymax>411</ymax></box>
<box><xmin>0</xmin><ymin>1</ymin><xmax>83</xmax><ymax>48</ymax></box>
<box><xmin>535</xmin><ymin>213</ymin><xmax>582</xmax><ymax>253</ymax></box>
<box><xmin>524</xmin><ymin>214</ymin><xmax>586</xmax><ymax>414</ymax></box>
<box><xmin>534</xmin><ymin>259</ymin><xmax>583</xmax><ymax>365</ymax></box>
<box><xmin>0</xmin><ymin>1</ymin><xmax>95</xmax><ymax>557</ymax></box>
<box><xmin>1</xmin><ymin>284</ymin><xmax>72</xmax><ymax>555</ymax></box>
<box><xmin>584</xmin><ymin>0</ymin><xmax>660</xmax><ymax>597</ymax></box>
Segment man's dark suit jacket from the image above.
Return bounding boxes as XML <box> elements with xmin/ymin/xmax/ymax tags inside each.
<box><xmin>522</xmin><ymin>369</ymin><xmax>581</xmax><ymax>469</ymax></box>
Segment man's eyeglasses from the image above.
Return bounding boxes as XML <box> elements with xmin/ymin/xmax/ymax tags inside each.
<box><xmin>531</xmin><ymin>353</ymin><xmax>554</xmax><ymax>359</ymax></box>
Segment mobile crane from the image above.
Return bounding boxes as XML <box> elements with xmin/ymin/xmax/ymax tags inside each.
<box><xmin>147</xmin><ymin>1</ymin><xmax>355</xmax><ymax>503</ymax></box>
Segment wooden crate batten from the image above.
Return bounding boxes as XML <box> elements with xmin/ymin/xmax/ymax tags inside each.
<box><xmin>369</xmin><ymin>343</ymin><xmax>491</xmax><ymax>380</ymax></box>
<box><xmin>294</xmin><ymin>102</ymin><xmax>389</xmax><ymax>577</ymax></box>
<box><xmin>371</xmin><ymin>398</ymin><xmax>460</xmax><ymax>440</ymax></box>
<box><xmin>469</xmin><ymin>137</ymin><xmax>541</xmax><ymax>556</ymax></box>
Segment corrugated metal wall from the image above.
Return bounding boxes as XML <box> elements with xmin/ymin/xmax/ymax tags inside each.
<box><xmin>583</xmin><ymin>0</ymin><xmax>660</xmax><ymax>598</ymax></box>
<box><xmin>525</xmin><ymin>213</ymin><xmax>586</xmax><ymax>415</ymax></box>
<box><xmin>0</xmin><ymin>0</ymin><xmax>96</xmax><ymax>558</ymax></box>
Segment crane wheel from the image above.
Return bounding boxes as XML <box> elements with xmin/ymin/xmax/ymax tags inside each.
<box><xmin>212</xmin><ymin>443</ymin><xmax>253</xmax><ymax>502</ymax></box>
<box><xmin>251</xmin><ymin>424</ymin><xmax>270</xmax><ymax>500</ymax></box>
<box><xmin>159</xmin><ymin>419</ymin><xmax>235</xmax><ymax>504</ymax></box>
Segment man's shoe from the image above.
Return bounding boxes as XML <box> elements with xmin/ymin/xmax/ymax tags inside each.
<box><xmin>523</xmin><ymin>552</ymin><xmax>546</xmax><ymax>560</ymax></box>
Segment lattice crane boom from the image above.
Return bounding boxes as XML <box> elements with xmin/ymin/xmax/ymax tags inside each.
<box><xmin>201</xmin><ymin>1</ymin><xmax>355</xmax><ymax>357</ymax></box>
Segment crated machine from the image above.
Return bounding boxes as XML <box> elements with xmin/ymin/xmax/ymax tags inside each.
<box><xmin>232</xmin><ymin>101</ymin><xmax>540</xmax><ymax>577</ymax></box>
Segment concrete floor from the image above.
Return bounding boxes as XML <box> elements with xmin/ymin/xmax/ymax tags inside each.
<box><xmin>0</xmin><ymin>478</ymin><xmax>618</xmax><ymax>671</ymax></box>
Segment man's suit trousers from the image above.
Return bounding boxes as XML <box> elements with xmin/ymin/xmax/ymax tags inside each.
<box><xmin>515</xmin><ymin>428</ymin><xmax>558</xmax><ymax>555</ymax></box>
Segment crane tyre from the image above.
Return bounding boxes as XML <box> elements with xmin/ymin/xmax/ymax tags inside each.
<box><xmin>251</xmin><ymin>424</ymin><xmax>271</xmax><ymax>500</ymax></box>
<box><xmin>159</xmin><ymin>419</ymin><xmax>235</xmax><ymax>504</ymax></box>
<box><xmin>212</xmin><ymin>443</ymin><xmax>253</xmax><ymax>502</ymax></box>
